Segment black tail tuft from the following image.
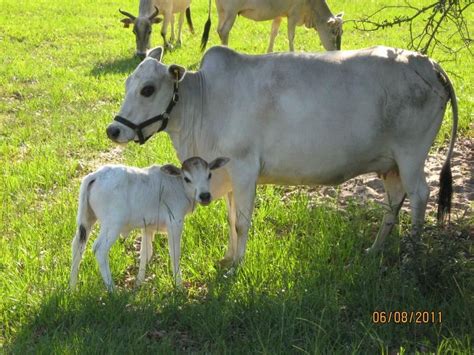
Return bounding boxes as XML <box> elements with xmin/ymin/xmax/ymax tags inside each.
<box><xmin>186</xmin><ymin>7</ymin><xmax>194</xmax><ymax>34</ymax></box>
<box><xmin>79</xmin><ymin>224</ymin><xmax>87</xmax><ymax>242</ymax></box>
<box><xmin>201</xmin><ymin>17</ymin><xmax>211</xmax><ymax>52</ymax></box>
<box><xmin>437</xmin><ymin>161</ymin><xmax>453</xmax><ymax>224</ymax></box>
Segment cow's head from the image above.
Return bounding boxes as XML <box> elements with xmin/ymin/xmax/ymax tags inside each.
<box><xmin>161</xmin><ymin>157</ymin><xmax>230</xmax><ymax>205</ymax></box>
<box><xmin>119</xmin><ymin>7</ymin><xmax>162</xmax><ymax>59</ymax></box>
<box><xmin>316</xmin><ymin>12</ymin><xmax>344</xmax><ymax>51</ymax></box>
<box><xmin>107</xmin><ymin>47</ymin><xmax>186</xmax><ymax>144</ymax></box>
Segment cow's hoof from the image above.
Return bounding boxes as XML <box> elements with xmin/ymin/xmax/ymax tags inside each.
<box><xmin>218</xmin><ymin>256</ymin><xmax>234</xmax><ymax>269</ymax></box>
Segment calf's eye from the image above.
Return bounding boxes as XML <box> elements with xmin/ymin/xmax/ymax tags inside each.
<box><xmin>184</xmin><ymin>177</ymin><xmax>191</xmax><ymax>183</ymax></box>
<box><xmin>208</xmin><ymin>173</ymin><xmax>212</xmax><ymax>180</ymax></box>
<box><xmin>140</xmin><ymin>85</ymin><xmax>155</xmax><ymax>97</ymax></box>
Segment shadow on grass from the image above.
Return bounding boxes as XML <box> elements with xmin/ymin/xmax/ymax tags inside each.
<box><xmin>90</xmin><ymin>56</ymin><xmax>142</xmax><ymax>77</ymax></box>
<box><xmin>6</xmin><ymin>214</ymin><xmax>472</xmax><ymax>353</ymax></box>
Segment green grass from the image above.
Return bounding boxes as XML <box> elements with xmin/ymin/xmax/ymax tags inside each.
<box><xmin>1</xmin><ymin>0</ymin><xmax>473</xmax><ymax>353</ymax></box>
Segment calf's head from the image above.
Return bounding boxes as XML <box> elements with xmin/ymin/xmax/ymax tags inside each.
<box><xmin>106</xmin><ymin>47</ymin><xmax>186</xmax><ymax>144</ymax></box>
<box><xmin>119</xmin><ymin>7</ymin><xmax>162</xmax><ymax>59</ymax></box>
<box><xmin>161</xmin><ymin>157</ymin><xmax>230</xmax><ymax>205</ymax></box>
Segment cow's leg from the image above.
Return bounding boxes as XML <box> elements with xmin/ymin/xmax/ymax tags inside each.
<box><xmin>170</xmin><ymin>13</ymin><xmax>176</xmax><ymax>43</ymax></box>
<box><xmin>217</xmin><ymin>13</ymin><xmax>237</xmax><ymax>45</ymax></box>
<box><xmin>167</xmin><ymin>222</ymin><xmax>183</xmax><ymax>286</ymax></box>
<box><xmin>398</xmin><ymin>160</ymin><xmax>429</xmax><ymax>237</ymax></box>
<box><xmin>220</xmin><ymin>192</ymin><xmax>238</xmax><ymax>266</ymax></box>
<box><xmin>92</xmin><ymin>225</ymin><xmax>121</xmax><ymax>291</ymax></box>
<box><xmin>287</xmin><ymin>14</ymin><xmax>298</xmax><ymax>51</ymax></box>
<box><xmin>161</xmin><ymin>12</ymin><xmax>173</xmax><ymax>49</ymax></box>
<box><xmin>223</xmin><ymin>170</ymin><xmax>257</xmax><ymax>267</ymax></box>
<box><xmin>176</xmin><ymin>11</ymin><xmax>185</xmax><ymax>45</ymax></box>
<box><xmin>367</xmin><ymin>171</ymin><xmax>406</xmax><ymax>253</ymax></box>
<box><xmin>267</xmin><ymin>17</ymin><xmax>282</xmax><ymax>53</ymax></box>
<box><xmin>137</xmin><ymin>228</ymin><xmax>154</xmax><ymax>286</ymax></box>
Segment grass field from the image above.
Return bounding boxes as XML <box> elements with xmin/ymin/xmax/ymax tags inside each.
<box><xmin>1</xmin><ymin>0</ymin><xmax>473</xmax><ymax>353</ymax></box>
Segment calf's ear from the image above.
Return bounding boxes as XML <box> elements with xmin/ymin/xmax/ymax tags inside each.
<box><xmin>209</xmin><ymin>157</ymin><xmax>230</xmax><ymax>170</ymax></box>
<box><xmin>148</xmin><ymin>47</ymin><xmax>164</xmax><ymax>61</ymax></box>
<box><xmin>161</xmin><ymin>164</ymin><xmax>182</xmax><ymax>176</ymax></box>
<box><xmin>168</xmin><ymin>64</ymin><xmax>186</xmax><ymax>82</ymax></box>
<box><xmin>121</xmin><ymin>18</ymin><xmax>134</xmax><ymax>28</ymax></box>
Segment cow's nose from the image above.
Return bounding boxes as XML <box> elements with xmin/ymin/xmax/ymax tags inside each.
<box><xmin>199</xmin><ymin>192</ymin><xmax>211</xmax><ymax>204</ymax></box>
<box><xmin>106</xmin><ymin>125</ymin><xmax>120</xmax><ymax>140</ymax></box>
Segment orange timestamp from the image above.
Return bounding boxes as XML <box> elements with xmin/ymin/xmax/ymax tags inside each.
<box><xmin>372</xmin><ymin>311</ymin><xmax>443</xmax><ymax>324</ymax></box>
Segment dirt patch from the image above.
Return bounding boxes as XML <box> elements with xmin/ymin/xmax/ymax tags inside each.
<box><xmin>282</xmin><ymin>138</ymin><xmax>473</xmax><ymax>220</ymax></box>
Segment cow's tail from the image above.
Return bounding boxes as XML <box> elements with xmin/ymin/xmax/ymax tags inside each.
<box><xmin>435</xmin><ymin>66</ymin><xmax>458</xmax><ymax>225</ymax></box>
<box><xmin>186</xmin><ymin>7</ymin><xmax>194</xmax><ymax>34</ymax></box>
<box><xmin>200</xmin><ymin>0</ymin><xmax>212</xmax><ymax>51</ymax></box>
<box><xmin>70</xmin><ymin>173</ymin><xmax>96</xmax><ymax>290</ymax></box>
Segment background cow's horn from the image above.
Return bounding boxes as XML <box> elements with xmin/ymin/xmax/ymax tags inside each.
<box><xmin>149</xmin><ymin>6</ymin><xmax>159</xmax><ymax>20</ymax></box>
<box><xmin>119</xmin><ymin>9</ymin><xmax>136</xmax><ymax>20</ymax></box>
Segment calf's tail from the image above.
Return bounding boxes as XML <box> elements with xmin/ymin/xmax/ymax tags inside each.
<box><xmin>436</xmin><ymin>66</ymin><xmax>458</xmax><ymax>224</ymax></box>
<box><xmin>186</xmin><ymin>7</ymin><xmax>194</xmax><ymax>34</ymax></box>
<box><xmin>70</xmin><ymin>174</ymin><xmax>96</xmax><ymax>289</ymax></box>
<box><xmin>200</xmin><ymin>0</ymin><xmax>212</xmax><ymax>51</ymax></box>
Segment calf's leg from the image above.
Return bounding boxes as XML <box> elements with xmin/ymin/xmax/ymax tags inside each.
<box><xmin>92</xmin><ymin>225</ymin><xmax>121</xmax><ymax>291</ymax></box>
<box><xmin>137</xmin><ymin>228</ymin><xmax>155</xmax><ymax>286</ymax></box>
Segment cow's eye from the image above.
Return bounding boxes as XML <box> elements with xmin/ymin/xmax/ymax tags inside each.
<box><xmin>208</xmin><ymin>173</ymin><xmax>212</xmax><ymax>180</ymax></box>
<box><xmin>140</xmin><ymin>85</ymin><xmax>155</xmax><ymax>97</ymax></box>
<box><xmin>184</xmin><ymin>177</ymin><xmax>191</xmax><ymax>183</ymax></box>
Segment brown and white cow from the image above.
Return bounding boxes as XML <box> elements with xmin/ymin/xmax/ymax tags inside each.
<box><xmin>201</xmin><ymin>0</ymin><xmax>343</xmax><ymax>52</ymax></box>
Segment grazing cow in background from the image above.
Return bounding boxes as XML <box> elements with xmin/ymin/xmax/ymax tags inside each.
<box><xmin>120</xmin><ymin>0</ymin><xmax>194</xmax><ymax>57</ymax></box>
<box><xmin>69</xmin><ymin>157</ymin><xmax>229</xmax><ymax>291</ymax></box>
<box><xmin>201</xmin><ymin>0</ymin><xmax>343</xmax><ymax>52</ymax></box>
<box><xmin>106</xmin><ymin>45</ymin><xmax>457</xmax><ymax>268</ymax></box>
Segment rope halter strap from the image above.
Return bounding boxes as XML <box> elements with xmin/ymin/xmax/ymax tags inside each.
<box><xmin>114</xmin><ymin>70</ymin><xmax>180</xmax><ymax>145</ymax></box>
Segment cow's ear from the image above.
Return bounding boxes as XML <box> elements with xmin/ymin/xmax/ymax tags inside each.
<box><xmin>161</xmin><ymin>164</ymin><xmax>182</xmax><ymax>176</ymax></box>
<box><xmin>152</xmin><ymin>17</ymin><xmax>163</xmax><ymax>24</ymax></box>
<box><xmin>336</xmin><ymin>12</ymin><xmax>344</xmax><ymax>19</ymax></box>
<box><xmin>209</xmin><ymin>157</ymin><xmax>230</xmax><ymax>170</ymax></box>
<box><xmin>121</xmin><ymin>18</ymin><xmax>134</xmax><ymax>28</ymax></box>
<box><xmin>147</xmin><ymin>47</ymin><xmax>164</xmax><ymax>61</ymax></box>
<box><xmin>168</xmin><ymin>64</ymin><xmax>186</xmax><ymax>82</ymax></box>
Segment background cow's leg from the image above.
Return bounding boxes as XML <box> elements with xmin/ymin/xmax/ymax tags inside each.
<box><xmin>267</xmin><ymin>17</ymin><xmax>282</xmax><ymax>53</ymax></box>
<box><xmin>137</xmin><ymin>228</ymin><xmax>154</xmax><ymax>286</ymax></box>
<box><xmin>92</xmin><ymin>225</ymin><xmax>121</xmax><ymax>291</ymax></box>
<box><xmin>217</xmin><ymin>13</ymin><xmax>237</xmax><ymax>46</ymax></box>
<box><xmin>287</xmin><ymin>15</ymin><xmax>297</xmax><ymax>51</ymax></box>
<box><xmin>161</xmin><ymin>12</ymin><xmax>172</xmax><ymax>49</ymax></box>
<box><xmin>170</xmin><ymin>14</ymin><xmax>176</xmax><ymax>43</ymax></box>
<box><xmin>220</xmin><ymin>192</ymin><xmax>238</xmax><ymax>267</ymax></box>
<box><xmin>367</xmin><ymin>171</ymin><xmax>406</xmax><ymax>253</ymax></box>
<box><xmin>230</xmin><ymin>171</ymin><xmax>258</xmax><ymax>265</ymax></box>
<box><xmin>176</xmin><ymin>11</ymin><xmax>185</xmax><ymax>45</ymax></box>
<box><xmin>167</xmin><ymin>222</ymin><xmax>183</xmax><ymax>286</ymax></box>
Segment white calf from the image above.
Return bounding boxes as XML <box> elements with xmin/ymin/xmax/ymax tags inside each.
<box><xmin>69</xmin><ymin>156</ymin><xmax>229</xmax><ymax>291</ymax></box>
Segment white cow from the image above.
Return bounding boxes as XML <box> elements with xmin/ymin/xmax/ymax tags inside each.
<box><xmin>201</xmin><ymin>0</ymin><xmax>343</xmax><ymax>52</ymax></box>
<box><xmin>119</xmin><ymin>0</ymin><xmax>194</xmax><ymax>57</ymax></box>
<box><xmin>106</xmin><ymin>46</ymin><xmax>458</xmax><ymax>268</ymax></box>
<box><xmin>69</xmin><ymin>156</ymin><xmax>229</xmax><ymax>291</ymax></box>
